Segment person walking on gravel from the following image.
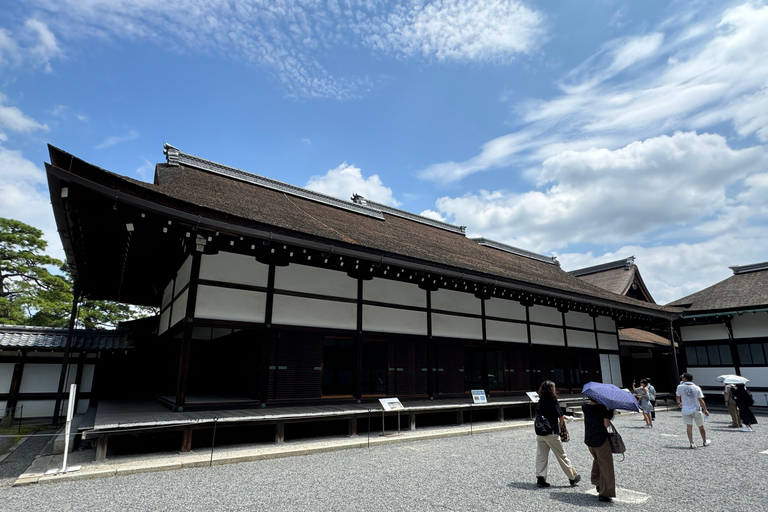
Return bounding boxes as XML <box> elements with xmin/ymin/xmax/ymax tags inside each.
<box><xmin>676</xmin><ymin>372</ymin><xmax>711</xmax><ymax>449</ymax></box>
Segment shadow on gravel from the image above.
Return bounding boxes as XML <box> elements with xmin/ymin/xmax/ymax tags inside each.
<box><xmin>548</xmin><ymin>490</ymin><xmax>613</xmax><ymax>507</ymax></box>
<box><xmin>507</xmin><ymin>481</ymin><xmax>540</xmax><ymax>490</ymax></box>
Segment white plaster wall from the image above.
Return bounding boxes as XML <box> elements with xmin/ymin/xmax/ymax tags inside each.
<box><xmin>170</xmin><ymin>289</ymin><xmax>189</xmax><ymax>327</ymax></box>
<box><xmin>431</xmin><ymin>313</ymin><xmax>483</xmax><ymax>340</ymax></box>
<box><xmin>565</xmin><ymin>311</ymin><xmax>593</xmax><ymax>329</ymax></box>
<box><xmin>195</xmin><ymin>285</ymin><xmax>266</xmax><ymax>323</ymax></box>
<box><xmin>272</xmin><ymin>295</ymin><xmax>356</xmax><ymax>329</ymax></box>
<box><xmin>162</xmin><ymin>280</ymin><xmax>173</xmax><ymax>310</ymax></box>
<box><xmin>200</xmin><ymin>251</ymin><xmax>269</xmax><ymax>286</ymax></box>
<box><xmin>731</xmin><ymin>312</ymin><xmax>768</xmax><ymax>339</ymax></box>
<box><xmin>485</xmin><ymin>298</ymin><xmax>526</xmax><ymax>321</ymax></box>
<box><xmin>567</xmin><ymin>329</ymin><xmax>596</xmax><ymax>349</ymax></box>
<box><xmin>15</xmin><ymin>399</ymin><xmax>55</xmax><ymax>418</ymax></box>
<box><xmin>158</xmin><ymin>308</ymin><xmax>170</xmax><ymax>335</ymax></box>
<box><xmin>686</xmin><ymin>367</ymin><xmax>737</xmax><ymax>389</ymax></box>
<box><xmin>363</xmin><ymin>278</ymin><xmax>426</xmax><ymax>308</ymax></box>
<box><xmin>431</xmin><ymin>289</ymin><xmax>481</xmax><ymax>315</ymax></box>
<box><xmin>363</xmin><ymin>305</ymin><xmax>427</xmax><ymax>335</ymax></box>
<box><xmin>19</xmin><ymin>364</ymin><xmax>61</xmax><ymax>393</ymax></box>
<box><xmin>0</xmin><ymin>401</ymin><xmax>5</xmax><ymax>413</ymax></box>
<box><xmin>529</xmin><ymin>305</ymin><xmax>562</xmax><ymax>326</ymax></box>
<box><xmin>595</xmin><ymin>316</ymin><xmax>615</xmax><ymax>332</ymax></box>
<box><xmin>0</xmin><ymin>363</ymin><xmax>14</xmax><ymax>393</ymax></box>
<box><xmin>486</xmin><ymin>320</ymin><xmax>528</xmax><ymax>343</ymax></box>
<box><xmin>275</xmin><ymin>264</ymin><xmax>357</xmax><ymax>299</ymax></box>
<box><xmin>740</xmin><ymin>366</ymin><xmax>768</xmax><ymax>388</ymax></box>
<box><xmin>175</xmin><ymin>254</ymin><xmax>193</xmax><ymax>296</ymax></box>
<box><xmin>530</xmin><ymin>325</ymin><xmax>564</xmax><ymax>346</ymax></box>
<box><xmin>80</xmin><ymin>365</ymin><xmax>95</xmax><ymax>393</ymax></box>
<box><xmin>680</xmin><ymin>324</ymin><xmax>729</xmax><ymax>342</ymax></box>
<box><xmin>599</xmin><ymin>354</ymin><xmax>622</xmax><ymax>387</ymax></box>
<box><xmin>597</xmin><ymin>332</ymin><xmax>619</xmax><ymax>350</ymax></box>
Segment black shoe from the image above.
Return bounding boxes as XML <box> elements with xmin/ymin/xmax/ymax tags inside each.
<box><xmin>598</xmin><ymin>496</ymin><xmax>612</xmax><ymax>502</ymax></box>
<box><xmin>570</xmin><ymin>474</ymin><xmax>581</xmax><ymax>487</ymax></box>
<box><xmin>536</xmin><ymin>477</ymin><xmax>551</xmax><ymax>488</ymax></box>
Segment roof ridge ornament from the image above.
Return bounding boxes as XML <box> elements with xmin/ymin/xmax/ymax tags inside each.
<box><xmin>470</xmin><ymin>237</ymin><xmax>559</xmax><ymax>265</ymax></box>
<box><xmin>163</xmin><ymin>143</ymin><xmax>180</xmax><ymax>166</ymax></box>
<box><xmin>351</xmin><ymin>194</ymin><xmax>466</xmax><ymax>235</ymax></box>
<box><xmin>729</xmin><ymin>261</ymin><xmax>768</xmax><ymax>275</ymax></box>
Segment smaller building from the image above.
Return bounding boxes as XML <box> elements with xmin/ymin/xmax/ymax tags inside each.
<box><xmin>0</xmin><ymin>325</ymin><xmax>132</xmax><ymax>420</ymax></box>
<box><xmin>669</xmin><ymin>262</ymin><xmax>768</xmax><ymax>405</ymax></box>
<box><xmin>570</xmin><ymin>257</ymin><xmax>677</xmax><ymax>391</ymax></box>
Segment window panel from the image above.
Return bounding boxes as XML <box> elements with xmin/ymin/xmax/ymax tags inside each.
<box><xmin>707</xmin><ymin>345</ymin><xmax>721</xmax><ymax>365</ymax></box>
<box><xmin>719</xmin><ymin>345</ymin><xmax>733</xmax><ymax>365</ymax></box>
<box><xmin>750</xmin><ymin>343</ymin><xmax>766</xmax><ymax>365</ymax></box>
<box><xmin>695</xmin><ymin>346</ymin><xmax>709</xmax><ymax>366</ymax></box>
<box><xmin>685</xmin><ymin>346</ymin><xmax>698</xmax><ymax>366</ymax></box>
<box><xmin>738</xmin><ymin>344</ymin><xmax>752</xmax><ymax>365</ymax></box>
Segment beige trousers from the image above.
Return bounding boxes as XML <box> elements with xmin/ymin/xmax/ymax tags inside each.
<box><xmin>727</xmin><ymin>401</ymin><xmax>742</xmax><ymax>427</ymax></box>
<box><xmin>535</xmin><ymin>433</ymin><xmax>578</xmax><ymax>481</ymax></box>
<box><xmin>588</xmin><ymin>439</ymin><xmax>616</xmax><ymax>498</ymax></box>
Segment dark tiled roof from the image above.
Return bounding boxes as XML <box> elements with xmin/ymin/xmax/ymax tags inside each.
<box><xmin>618</xmin><ymin>328</ymin><xmax>671</xmax><ymax>346</ymax></box>
<box><xmin>0</xmin><ymin>325</ymin><xmax>132</xmax><ymax>350</ymax></box>
<box><xmin>46</xmin><ymin>145</ymin><xmax>680</xmax><ymax>316</ymax></box>
<box><xmin>667</xmin><ymin>266</ymin><xmax>768</xmax><ymax>312</ymax></box>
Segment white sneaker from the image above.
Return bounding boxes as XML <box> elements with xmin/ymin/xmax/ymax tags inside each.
<box><xmin>689</xmin><ymin>443</ymin><xmax>696</xmax><ymax>449</ymax></box>
<box><xmin>742</xmin><ymin>426</ymin><xmax>752</xmax><ymax>432</ymax></box>
<box><xmin>703</xmin><ymin>440</ymin><xmax>711</xmax><ymax>447</ymax></box>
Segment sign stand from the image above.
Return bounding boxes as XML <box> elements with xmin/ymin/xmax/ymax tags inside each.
<box><xmin>378</xmin><ymin>398</ymin><xmax>404</xmax><ymax>436</ymax></box>
<box><xmin>46</xmin><ymin>384</ymin><xmax>81</xmax><ymax>475</ymax></box>
<box><xmin>526</xmin><ymin>391</ymin><xmax>540</xmax><ymax>420</ymax></box>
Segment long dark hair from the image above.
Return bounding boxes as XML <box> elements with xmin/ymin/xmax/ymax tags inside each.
<box><xmin>538</xmin><ymin>380</ymin><xmax>558</xmax><ymax>400</ymax></box>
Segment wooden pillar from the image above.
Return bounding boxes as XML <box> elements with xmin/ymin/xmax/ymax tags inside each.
<box><xmin>348</xmin><ymin>417</ymin><xmax>358</xmax><ymax>436</ymax></box>
<box><xmin>53</xmin><ymin>285</ymin><xmax>80</xmax><ymax>425</ymax></box>
<box><xmin>456</xmin><ymin>410</ymin><xmax>464</xmax><ymax>425</ymax></box>
<box><xmin>181</xmin><ymin>425</ymin><xmax>193</xmax><ymax>452</ymax></box>
<box><xmin>95</xmin><ymin>435</ymin><xmax>108</xmax><ymax>462</ymax></box>
<box><xmin>4</xmin><ymin>354</ymin><xmax>25</xmax><ymax>420</ymax></box>
<box><xmin>497</xmin><ymin>407</ymin><xmax>505</xmax><ymax>422</ymax></box>
<box><xmin>176</xmin><ymin>252</ymin><xmax>202</xmax><ymax>410</ymax></box>
<box><xmin>409</xmin><ymin>412</ymin><xmax>416</xmax><ymax>431</ymax></box>
<box><xmin>275</xmin><ymin>421</ymin><xmax>285</xmax><ymax>444</ymax></box>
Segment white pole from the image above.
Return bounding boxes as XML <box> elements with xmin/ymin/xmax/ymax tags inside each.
<box><xmin>62</xmin><ymin>383</ymin><xmax>76</xmax><ymax>472</ymax></box>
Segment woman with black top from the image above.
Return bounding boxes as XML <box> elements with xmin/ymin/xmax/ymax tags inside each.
<box><xmin>732</xmin><ymin>383</ymin><xmax>757</xmax><ymax>432</ymax></box>
<box><xmin>582</xmin><ymin>398</ymin><xmax>616</xmax><ymax>502</ymax></box>
<box><xmin>535</xmin><ymin>381</ymin><xmax>580</xmax><ymax>488</ymax></box>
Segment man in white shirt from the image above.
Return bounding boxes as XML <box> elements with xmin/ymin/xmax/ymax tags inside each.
<box><xmin>676</xmin><ymin>372</ymin><xmax>711</xmax><ymax>449</ymax></box>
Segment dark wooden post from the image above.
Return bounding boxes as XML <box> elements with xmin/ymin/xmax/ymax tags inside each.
<box><xmin>181</xmin><ymin>425</ymin><xmax>193</xmax><ymax>452</ymax></box>
<box><xmin>348</xmin><ymin>417</ymin><xmax>358</xmax><ymax>436</ymax></box>
<box><xmin>95</xmin><ymin>435</ymin><xmax>108</xmax><ymax>461</ymax></box>
<box><xmin>52</xmin><ymin>285</ymin><xmax>80</xmax><ymax>425</ymax></box>
<box><xmin>4</xmin><ymin>353</ymin><xmax>25</xmax><ymax>422</ymax></box>
<box><xmin>175</xmin><ymin>252</ymin><xmax>201</xmax><ymax>410</ymax></box>
<box><xmin>275</xmin><ymin>421</ymin><xmax>285</xmax><ymax>443</ymax></box>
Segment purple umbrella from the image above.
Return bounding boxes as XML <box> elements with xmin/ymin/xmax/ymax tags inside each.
<box><xmin>582</xmin><ymin>381</ymin><xmax>641</xmax><ymax>412</ymax></box>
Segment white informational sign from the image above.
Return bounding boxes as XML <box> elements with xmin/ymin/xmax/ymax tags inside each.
<box><xmin>471</xmin><ymin>390</ymin><xmax>487</xmax><ymax>404</ymax></box>
<box><xmin>379</xmin><ymin>397</ymin><xmax>404</xmax><ymax>411</ymax></box>
<box><xmin>526</xmin><ymin>391</ymin><xmax>540</xmax><ymax>403</ymax></box>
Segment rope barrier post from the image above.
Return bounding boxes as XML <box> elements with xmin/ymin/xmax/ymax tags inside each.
<box><xmin>210</xmin><ymin>417</ymin><xmax>218</xmax><ymax>467</ymax></box>
<box><xmin>470</xmin><ymin>404</ymin><xmax>473</xmax><ymax>436</ymax></box>
<box><xmin>367</xmin><ymin>409</ymin><xmax>371</xmax><ymax>449</ymax></box>
<box><xmin>18</xmin><ymin>404</ymin><xmax>23</xmax><ymax>435</ymax></box>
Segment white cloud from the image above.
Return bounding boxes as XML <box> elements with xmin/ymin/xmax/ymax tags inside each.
<box><xmin>0</xmin><ymin>92</ymin><xmax>48</xmax><ymax>133</ymax></box>
<box><xmin>420</xmin><ymin>2</ymin><xmax>768</xmax><ymax>182</ymax></box>
<box><xmin>0</xmin><ymin>143</ymin><xmax>63</xmax><ymax>260</ymax></box>
<box><xmin>0</xmin><ymin>18</ymin><xmax>62</xmax><ymax>71</ymax></box>
<box><xmin>95</xmin><ymin>129</ymin><xmax>139</xmax><ymax>149</ymax></box>
<box><xmin>305</xmin><ymin>163</ymin><xmax>400</xmax><ymax>207</ymax></box>
<box><xmin>22</xmin><ymin>0</ymin><xmax>546</xmax><ymax>99</ymax></box>
<box><xmin>362</xmin><ymin>0</ymin><xmax>544</xmax><ymax>62</ymax></box>
<box><xmin>430</xmin><ymin>132</ymin><xmax>768</xmax><ymax>251</ymax></box>
<box><xmin>559</xmin><ymin>230</ymin><xmax>768</xmax><ymax>305</ymax></box>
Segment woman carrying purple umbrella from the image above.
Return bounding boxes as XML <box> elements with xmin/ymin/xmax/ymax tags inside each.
<box><xmin>582</xmin><ymin>398</ymin><xmax>616</xmax><ymax>503</ymax></box>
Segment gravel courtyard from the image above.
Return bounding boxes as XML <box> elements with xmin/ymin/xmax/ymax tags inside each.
<box><xmin>1</xmin><ymin>410</ymin><xmax>766</xmax><ymax>511</ymax></box>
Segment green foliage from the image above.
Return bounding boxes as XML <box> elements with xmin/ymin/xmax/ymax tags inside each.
<box><xmin>0</xmin><ymin>217</ymin><xmax>151</xmax><ymax>329</ymax></box>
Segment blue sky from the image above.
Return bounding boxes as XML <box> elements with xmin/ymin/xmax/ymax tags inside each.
<box><xmin>1</xmin><ymin>0</ymin><xmax>768</xmax><ymax>304</ymax></box>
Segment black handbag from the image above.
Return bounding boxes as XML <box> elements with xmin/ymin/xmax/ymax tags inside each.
<box><xmin>534</xmin><ymin>409</ymin><xmax>553</xmax><ymax>436</ymax></box>
<box><xmin>607</xmin><ymin>421</ymin><xmax>626</xmax><ymax>460</ymax></box>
